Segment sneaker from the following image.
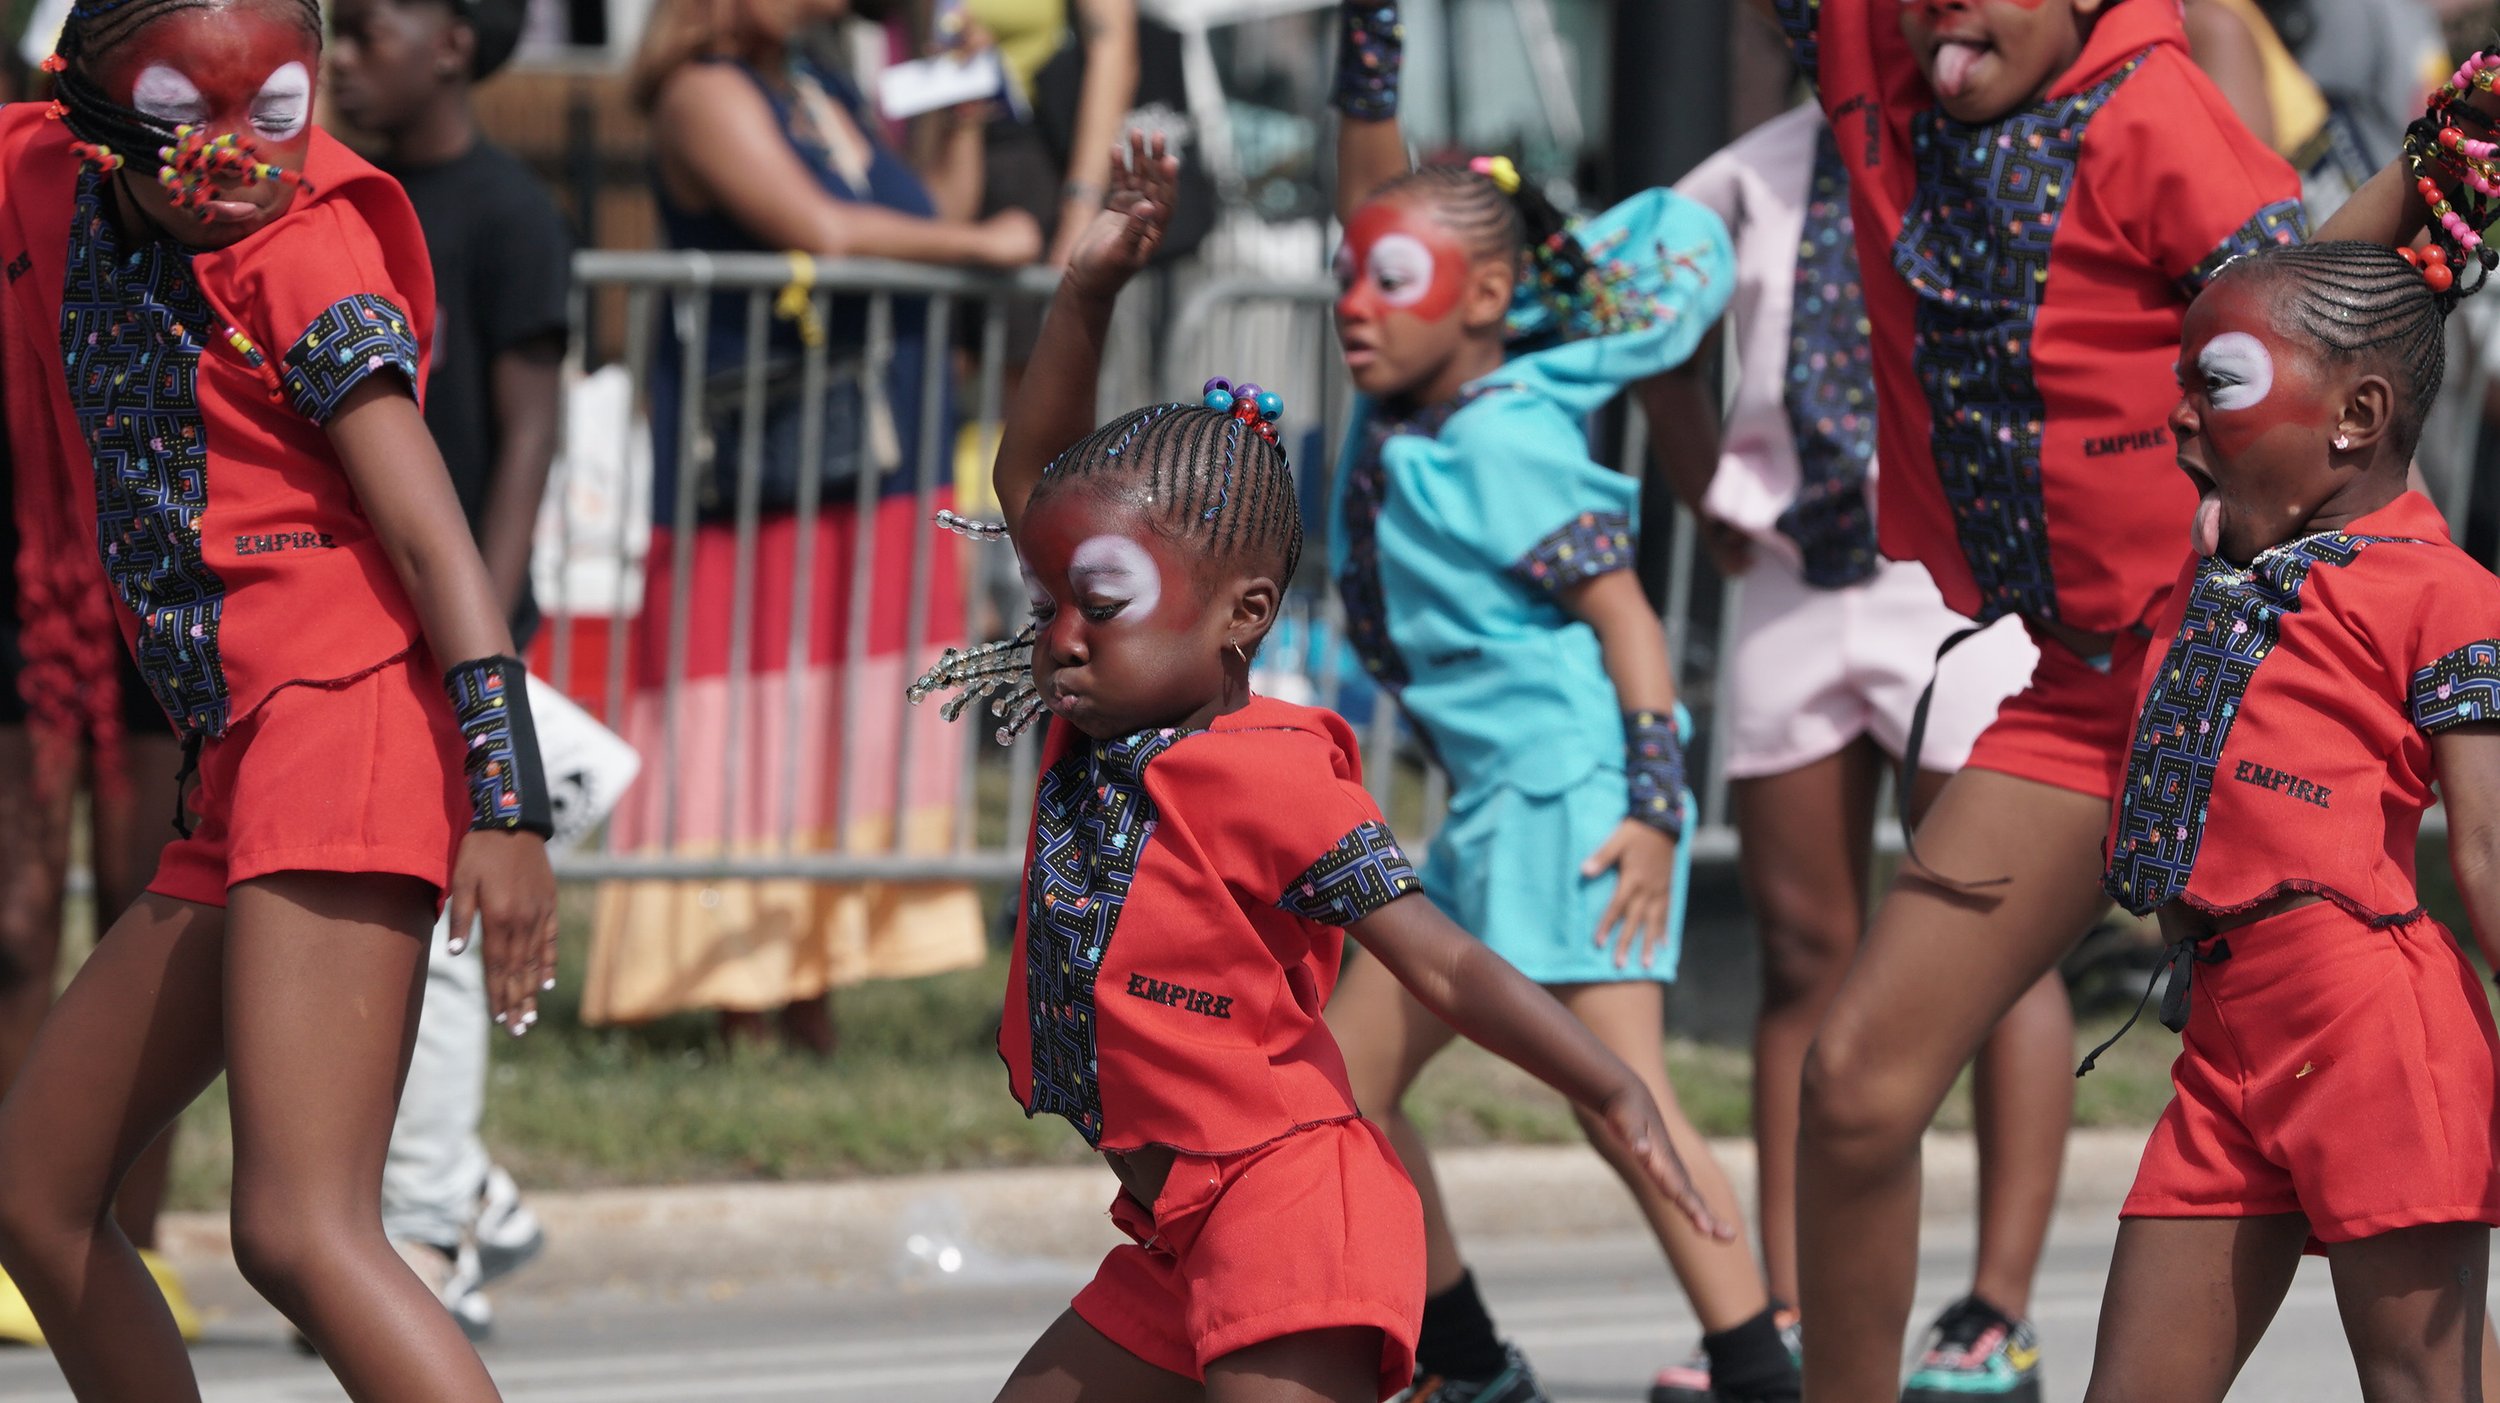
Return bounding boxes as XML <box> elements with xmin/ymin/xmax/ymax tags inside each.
<box><xmin>1900</xmin><ymin>1296</ymin><xmax>2042</xmax><ymax>1403</ymax></box>
<box><xmin>469</xmin><ymin>1166</ymin><xmax>544</xmax><ymax>1286</ymax></box>
<box><xmin>137</xmin><ymin>1250</ymin><xmax>203</xmax><ymax>1343</ymax></box>
<box><xmin>1402</xmin><ymin>1344</ymin><xmax>1552</xmax><ymax>1403</ymax></box>
<box><xmin>1650</xmin><ymin>1308</ymin><xmax>1803</xmax><ymax>1403</ymax></box>
<box><xmin>392</xmin><ymin>1238</ymin><xmax>492</xmax><ymax>1344</ymax></box>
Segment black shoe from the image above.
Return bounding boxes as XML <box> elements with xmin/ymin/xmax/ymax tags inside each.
<box><xmin>1403</xmin><ymin>1344</ymin><xmax>1553</xmax><ymax>1403</ymax></box>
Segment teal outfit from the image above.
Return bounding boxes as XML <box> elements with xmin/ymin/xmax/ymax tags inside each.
<box><xmin>1328</xmin><ymin>188</ymin><xmax>1734</xmax><ymax>984</ymax></box>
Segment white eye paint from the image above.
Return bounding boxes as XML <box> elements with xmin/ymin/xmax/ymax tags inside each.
<box><xmin>130</xmin><ymin>65</ymin><xmax>208</xmax><ymax>127</ymax></box>
<box><xmin>1366</xmin><ymin>233</ymin><xmax>1439</xmax><ymax>309</ymax></box>
<box><xmin>250</xmin><ymin>62</ymin><xmax>311</xmax><ymax>142</ymax></box>
<box><xmin>1069</xmin><ymin>535</ymin><xmax>1162</xmax><ymax>620</ymax></box>
<box><xmin>2198</xmin><ymin>332</ymin><xmax>2275</xmax><ymax>413</ymax></box>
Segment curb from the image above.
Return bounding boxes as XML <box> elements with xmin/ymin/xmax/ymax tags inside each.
<box><xmin>154</xmin><ymin>1129</ymin><xmax>2148</xmax><ymax>1299</ymax></box>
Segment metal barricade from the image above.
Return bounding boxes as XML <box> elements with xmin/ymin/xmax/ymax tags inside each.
<box><xmin>537</xmin><ymin>251</ymin><xmax>1758</xmax><ymax>889</ymax></box>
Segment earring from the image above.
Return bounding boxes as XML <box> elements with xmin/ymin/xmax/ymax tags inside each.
<box><xmin>2334</xmin><ymin>432</ymin><xmax>2352</xmax><ymax>450</ymax></box>
<box><xmin>1228</xmin><ymin>641</ymin><xmax>1249</xmax><ymax>665</ymax></box>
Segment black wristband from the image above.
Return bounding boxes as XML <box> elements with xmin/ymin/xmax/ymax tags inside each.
<box><xmin>1332</xmin><ymin>2</ymin><xmax>1403</xmax><ymax>121</ymax></box>
<box><xmin>444</xmin><ymin>655</ymin><xmax>553</xmax><ymax>838</ymax></box>
<box><xmin>1625</xmin><ymin>709</ymin><xmax>1687</xmax><ymax>840</ymax></box>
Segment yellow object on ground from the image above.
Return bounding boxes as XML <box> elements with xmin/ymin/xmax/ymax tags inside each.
<box><xmin>0</xmin><ymin>1265</ymin><xmax>39</xmax><ymax>1346</ymax></box>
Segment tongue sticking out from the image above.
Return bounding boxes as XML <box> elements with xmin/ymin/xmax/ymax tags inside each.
<box><xmin>2192</xmin><ymin>492</ymin><xmax>2224</xmax><ymax>558</ymax></box>
<box><xmin>1932</xmin><ymin>41</ymin><xmax>1985</xmax><ymax>99</ymax></box>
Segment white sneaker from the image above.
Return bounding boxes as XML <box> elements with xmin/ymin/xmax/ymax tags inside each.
<box><xmin>471</xmin><ymin>1166</ymin><xmax>545</xmax><ymax>1286</ymax></box>
<box><xmin>392</xmin><ymin>1238</ymin><xmax>492</xmax><ymax>1344</ymax></box>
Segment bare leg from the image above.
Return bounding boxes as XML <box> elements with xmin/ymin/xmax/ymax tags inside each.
<box><xmin>1325</xmin><ymin>951</ymin><xmax>1464</xmax><ymax>1294</ymax></box>
<box><xmin>1206</xmin><ymin>1328</ymin><xmax>1383</xmax><ymax>1403</ymax></box>
<box><xmin>993</xmin><ymin>1309</ymin><xmax>1202</xmax><ymax>1403</ymax></box>
<box><xmin>92</xmin><ymin>731</ymin><xmax>185</xmax><ymax>1249</ymax></box>
<box><xmin>223</xmin><ymin>872</ymin><xmax>501</xmax><ymax>1402</ymax></box>
<box><xmin>0</xmin><ymin>893</ymin><xmax>228</xmax><ymax>1400</ymax></box>
<box><xmin>0</xmin><ymin>726</ymin><xmax>75</xmax><ymax>1088</ymax></box>
<box><xmin>2330</xmin><ymin>1223</ymin><xmax>2489</xmax><ymax>1403</ymax></box>
<box><xmin>1557</xmin><ymin>980</ymin><xmax>1769</xmax><ymax>1332</ymax></box>
<box><xmin>1966</xmin><ymin>963</ymin><xmax>2074</xmax><ymax>1318</ymax></box>
<box><xmin>1733</xmin><ymin>740</ymin><xmax>1883</xmax><ymax>1306</ymax></box>
<box><xmin>2078</xmin><ymin>1215</ymin><xmax>2309</xmax><ymax>1403</ymax></box>
<box><xmin>1796</xmin><ymin>769</ymin><xmax>2109</xmax><ymax>1403</ymax></box>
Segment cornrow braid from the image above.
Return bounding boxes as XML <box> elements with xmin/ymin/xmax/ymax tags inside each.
<box><xmin>2223</xmin><ymin>239</ymin><xmax>2467</xmax><ymax>460</ymax></box>
<box><xmin>52</xmin><ymin>0</ymin><xmax>323</xmax><ymax>156</ymax></box>
<box><xmin>1031</xmin><ymin>402</ymin><xmax>1305</xmax><ymax>585</ymax></box>
<box><xmin>1367</xmin><ymin>161</ymin><xmax>1589</xmax><ymax>331</ymax></box>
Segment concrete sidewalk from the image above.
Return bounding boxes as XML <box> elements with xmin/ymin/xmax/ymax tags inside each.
<box><xmin>155</xmin><ymin>1129</ymin><xmax>2151</xmax><ymax>1298</ymax></box>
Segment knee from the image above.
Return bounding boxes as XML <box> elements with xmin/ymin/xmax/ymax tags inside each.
<box><xmin>229</xmin><ymin>1200</ymin><xmax>342</xmax><ymax>1311</ymax></box>
<box><xmin>0</xmin><ymin>1136</ymin><xmax>96</xmax><ymax>1267</ymax></box>
<box><xmin>1798</xmin><ymin>1018</ymin><xmax>1928</xmax><ymax>1172</ymax></box>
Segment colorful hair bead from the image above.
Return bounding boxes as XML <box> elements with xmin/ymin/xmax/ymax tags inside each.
<box><xmin>1469</xmin><ymin>154</ymin><xmax>1521</xmax><ymax>195</ymax></box>
<box><xmin>1202</xmin><ymin>376</ymin><xmax>1236</xmax><ymax>413</ymax></box>
<box><xmin>38</xmin><ymin>54</ymin><xmax>64</xmax><ymax>73</ymax></box>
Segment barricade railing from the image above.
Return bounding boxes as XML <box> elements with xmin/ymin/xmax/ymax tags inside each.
<box><xmin>533</xmin><ymin>251</ymin><xmax>1774</xmax><ymax>886</ymax></box>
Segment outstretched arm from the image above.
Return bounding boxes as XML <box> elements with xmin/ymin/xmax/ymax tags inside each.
<box><xmin>2438</xmin><ymin>724</ymin><xmax>2500</xmax><ymax>971</ymax></box>
<box><xmin>1348</xmin><ymin>893</ymin><xmax>1734</xmax><ymax>1239</ymax></box>
<box><xmin>1332</xmin><ymin>2</ymin><xmax>1411</xmax><ymax>223</ymax></box>
<box><xmin>993</xmin><ymin>131</ymin><xmax>1179</xmax><ymax>533</ymax></box>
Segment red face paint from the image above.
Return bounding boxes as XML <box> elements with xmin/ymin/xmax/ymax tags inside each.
<box><xmin>1335</xmin><ymin>203</ymin><xmax>1470</xmax><ymax>327</ymax></box>
<box><xmin>92</xmin><ymin>3</ymin><xmax>318</xmax><ymax>243</ymax></box>
<box><xmin>2171</xmin><ymin>277</ymin><xmax>2346</xmax><ymax>560</ymax></box>
<box><xmin>1020</xmin><ymin>493</ymin><xmax>1231</xmax><ymax>740</ymax></box>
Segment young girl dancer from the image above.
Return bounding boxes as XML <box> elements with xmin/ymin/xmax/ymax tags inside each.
<box><xmin>1645</xmin><ymin>99</ymin><xmax>2052</xmax><ymax>1403</ymax></box>
<box><xmin>2084</xmin><ymin>233</ymin><xmax>2500</xmax><ymax>1401</ymax></box>
<box><xmin>1324</xmin><ymin>9</ymin><xmax>1796</xmax><ymax>1402</ymax></box>
<box><xmin>1737</xmin><ymin>0</ymin><xmax>2306</xmax><ymax>1394</ymax></box>
<box><xmin>0</xmin><ymin>0</ymin><xmax>559</xmax><ymax>1396</ymax></box>
<box><xmin>912</xmin><ymin>133</ymin><xmax>1720</xmax><ymax>1403</ymax></box>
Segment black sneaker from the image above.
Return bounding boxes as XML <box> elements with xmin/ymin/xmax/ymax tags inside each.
<box><xmin>1403</xmin><ymin>1344</ymin><xmax>1552</xmax><ymax>1403</ymax></box>
<box><xmin>1900</xmin><ymin>1296</ymin><xmax>2041</xmax><ymax>1403</ymax></box>
<box><xmin>1650</xmin><ymin>1308</ymin><xmax>1803</xmax><ymax>1403</ymax></box>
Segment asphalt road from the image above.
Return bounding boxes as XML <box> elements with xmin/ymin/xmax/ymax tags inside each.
<box><xmin>0</xmin><ymin>1212</ymin><xmax>2401</xmax><ymax>1401</ymax></box>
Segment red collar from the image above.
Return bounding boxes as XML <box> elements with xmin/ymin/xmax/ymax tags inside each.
<box><xmin>2049</xmin><ymin>0</ymin><xmax>2186</xmax><ymax>101</ymax></box>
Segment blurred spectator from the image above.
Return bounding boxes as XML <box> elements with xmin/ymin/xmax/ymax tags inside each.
<box><xmin>586</xmin><ymin>0</ymin><xmax>1036</xmax><ymax>1045</ymax></box>
<box><xmin>2183</xmin><ymin>0</ymin><xmax>2328</xmax><ymax>155</ymax></box>
<box><xmin>946</xmin><ymin>0</ymin><xmax>1135</xmax><ymax>275</ymax></box>
<box><xmin>326</xmin><ymin>0</ymin><xmax>565</xmax><ymax>1335</ymax></box>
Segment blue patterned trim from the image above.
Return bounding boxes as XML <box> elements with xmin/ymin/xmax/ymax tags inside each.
<box><xmin>2411</xmin><ymin>640</ymin><xmax>2500</xmax><ymax>732</ymax></box>
<box><xmin>1331</xmin><ymin>3</ymin><xmax>1402</xmax><ymax>120</ymax></box>
<box><xmin>1896</xmin><ymin>56</ymin><xmax>2143</xmax><ymax>624</ymax></box>
<box><xmin>1278</xmin><ymin>820</ymin><xmax>1420</xmax><ymax>926</ymax></box>
<box><xmin>1336</xmin><ymin>391</ymin><xmax>1486</xmax><ymax>694</ymax></box>
<box><xmin>445</xmin><ymin>656</ymin><xmax>553</xmax><ymax>836</ymax></box>
<box><xmin>1023</xmin><ymin>725</ymin><xmax>1195</xmax><ymax>1146</ymax></box>
<box><xmin>1771</xmin><ymin>0</ymin><xmax>1820</xmax><ymax>86</ymax></box>
<box><xmin>2179</xmin><ymin>199</ymin><xmax>2308</xmax><ymax>298</ymax></box>
<box><xmin>1512</xmin><ymin>511</ymin><xmax>1635</xmax><ymax>595</ymax></box>
<box><xmin>1626</xmin><ymin>709</ymin><xmax>1686</xmax><ymax>839</ymax></box>
<box><xmin>279</xmin><ymin>293</ymin><xmax>420</xmax><ymax>425</ymax></box>
<box><xmin>2103</xmin><ymin>534</ymin><xmax>2408</xmax><ymax>913</ymax></box>
<box><xmin>1781</xmin><ymin>120</ymin><xmax>1880</xmax><ymax>588</ymax></box>
<box><xmin>58</xmin><ymin>169</ymin><xmax>233</xmax><ymax>739</ymax></box>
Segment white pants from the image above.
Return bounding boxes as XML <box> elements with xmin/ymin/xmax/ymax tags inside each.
<box><xmin>380</xmin><ymin>909</ymin><xmax>492</xmax><ymax>1250</ymax></box>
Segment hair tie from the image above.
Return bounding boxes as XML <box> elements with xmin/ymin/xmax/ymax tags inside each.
<box><xmin>1201</xmin><ymin>377</ymin><xmax>1284</xmax><ymax>445</ymax></box>
<box><xmin>1469</xmin><ymin>154</ymin><xmax>1521</xmax><ymax>195</ymax></box>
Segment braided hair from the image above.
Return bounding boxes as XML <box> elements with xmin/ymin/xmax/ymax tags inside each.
<box><xmin>52</xmin><ymin>0</ymin><xmax>324</xmax><ymax>156</ymax></box>
<box><xmin>1029</xmin><ymin>402</ymin><xmax>1305</xmax><ymax>586</ymax></box>
<box><xmin>2220</xmin><ymin>240</ymin><xmax>2467</xmax><ymax>461</ymax></box>
<box><xmin>1366</xmin><ymin>161</ymin><xmax>1587</xmax><ymax>335</ymax></box>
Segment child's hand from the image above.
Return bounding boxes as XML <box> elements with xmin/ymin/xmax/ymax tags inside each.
<box><xmin>449</xmin><ymin>830</ymin><xmax>560</xmax><ymax>1036</ymax></box>
<box><xmin>1063</xmin><ymin>130</ymin><xmax>1182</xmax><ymax>302</ymax></box>
<box><xmin>1583</xmin><ymin>819</ymin><xmax>1678</xmax><ymax>970</ymax></box>
<box><xmin>1593</xmin><ymin>1082</ymin><xmax>1736</xmax><ymax>1241</ymax></box>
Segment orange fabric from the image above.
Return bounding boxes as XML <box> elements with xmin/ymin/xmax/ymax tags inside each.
<box><xmin>1961</xmin><ymin>623</ymin><xmax>2148</xmax><ymax>801</ymax></box>
<box><xmin>1073</xmin><ymin>1116</ymin><xmax>1424</xmax><ymax>1397</ymax></box>
<box><xmin>2107</xmin><ymin>494</ymin><xmax>2500</xmax><ymax>921</ymax></box>
<box><xmin>148</xmin><ymin>654</ymin><xmax>463</xmax><ymax>906</ymax></box>
<box><xmin>2122</xmin><ymin>903</ymin><xmax>2500</xmax><ymax>1242</ymax></box>
<box><xmin>1789</xmin><ymin>0</ymin><xmax>2301</xmax><ymax>635</ymax></box>
<box><xmin>0</xmin><ymin>108</ymin><xmax>437</xmax><ymax>747</ymax></box>
<box><xmin>1001</xmin><ymin>696</ymin><xmax>1416</xmax><ymax>1155</ymax></box>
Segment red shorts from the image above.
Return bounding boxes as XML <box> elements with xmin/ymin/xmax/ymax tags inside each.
<box><xmin>1074</xmin><ymin>1116</ymin><xmax>1424</xmax><ymax>1399</ymax></box>
<box><xmin>1963</xmin><ymin>624</ymin><xmax>2150</xmax><ymax>801</ymax></box>
<box><xmin>149</xmin><ymin>656</ymin><xmax>465</xmax><ymax>907</ymax></box>
<box><xmin>2123</xmin><ymin>902</ymin><xmax>2500</xmax><ymax>1243</ymax></box>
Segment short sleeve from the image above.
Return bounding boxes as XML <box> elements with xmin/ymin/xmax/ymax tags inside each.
<box><xmin>1427</xmin><ymin>392</ymin><xmax>1640</xmax><ymax>599</ymax></box>
<box><xmin>2092</xmin><ymin>53</ymin><xmax>2306</xmax><ymax>296</ymax></box>
<box><xmin>477</xmin><ymin>177</ymin><xmax>573</xmax><ymax>358</ymax></box>
<box><xmin>1771</xmin><ymin>0</ymin><xmax>1822</xmax><ymax>86</ymax></box>
<box><xmin>2402</xmin><ymin>552</ymin><xmax>2500</xmax><ymax>733</ymax></box>
<box><xmin>1164</xmin><ymin>718</ymin><xmax>1423</xmax><ymax>928</ymax></box>
<box><xmin>221</xmin><ymin>192</ymin><xmax>430</xmax><ymax>426</ymax></box>
<box><xmin>1277</xmin><ymin>822</ymin><xmax>1422</xmax><ymax>928</ymax></box>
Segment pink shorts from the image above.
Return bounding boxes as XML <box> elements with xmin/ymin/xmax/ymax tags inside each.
<box><xmin>1721</xmin><ymin>555</ymin><xmax>2035</xmax><ymax>781</ymax></box>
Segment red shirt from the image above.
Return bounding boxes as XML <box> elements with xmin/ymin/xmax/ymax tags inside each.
<box><xmin>0</xmin><ymin>109</ymin><xmax>435</xmax><ymax>740</ymax></box>
<box><xmin>1776</xmin><ymin>0</ymin><xmax>2303</xmax><ymax>633</ymax></box>
<box><xmin>2104</xmin><ymin>494</ymin><xmax>2500</xmax><ymax>922</ymax></box>
<box><xmin>1001</xmin><ymin>696</ymin><xmax>1422</xmax><ymax>1154</ymax></box>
